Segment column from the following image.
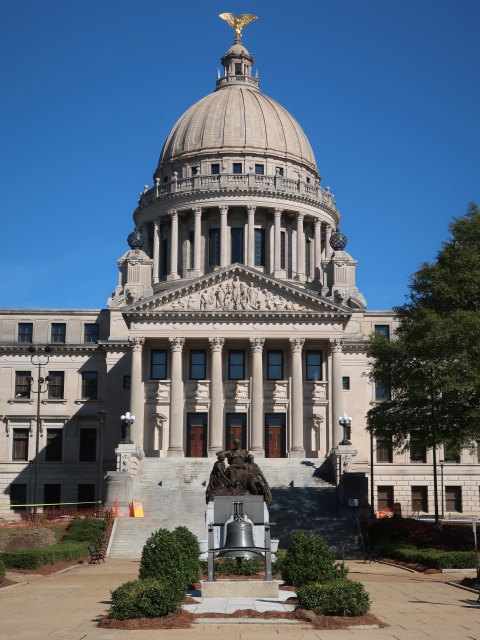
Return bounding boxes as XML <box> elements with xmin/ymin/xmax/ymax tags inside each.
<box><xmin>247</xmin><ymin>205</ymin><xmax>256</xmax><ymax>267</ymax></box>
<box><xmin>209</xmin><ymin>337</ymin><xmax>225</xmax><ymax>453</ymax></box>
<box><xmin>289</xmin><ymin>338</ymin><xmax>306</xmax><ymax>456</ymax></box>
<box><xmin>249</xmin><ymin>337</ymin><xmax>265</xmax><ymax>455</ymax></box>
<box><xmin>220</xmin><ymin>205</ymin><xmax>228</xmax><ymax>268</ymax></box>
<box><xmin>325</xmin><ymin>224</ymin><xmax>333</xmax><ymax>260</ymax></box>
<box><xmin>168</xmin><ymin>209</ymin><xmax>179</xmax><ymax>280</ymax></box>
<box><xmin>129</xmin><ymin>337</ymin><xmax>145</xmax><ymax>449</ymax></box>
<box><xmin>153</xmin><ymin>217</ymin><xmax>160</xmax><ymax>284</ymax></box>
<box><xmin>314</xmin><ymin>219</ymin><xmax>321</xmax><ymax>282</ymax></box>
<box><xmin>295</xmin><ymin>212</ymin><xmax>305</xmax><ymax>281</ymax></box>
<box><xmin>194</xmin><ymin>206</ymin><xmax>202</xmax><ymax>275</ymax></box>
<box><xmin>329</xmin><ymin>338</ymin><xmax>344</xmax><ymax>448</ymax></box>
<box><xmin>168</xmin><ymin>337</ymin><xmax>185</xmax><ymax>456</ymax></box>
<box><xmin>273</xmin><ymin>207</ymin><xmax>282</xmax><ymax>276</ymax></box>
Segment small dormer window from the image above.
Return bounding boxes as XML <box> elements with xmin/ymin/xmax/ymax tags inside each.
<box><xmin>235</xmin><ymin>63</ymin><xmax>242</xmax><ymax>75</ymax></box>
<box><xmin>211</xmin><ymin>164</ymin><xmax>220</xmax><ymax>175</ymax></box>
<box><xmin>255</xmin><ymin>164</ymin><xmax>265</xmax><ymax>175</ymax></box>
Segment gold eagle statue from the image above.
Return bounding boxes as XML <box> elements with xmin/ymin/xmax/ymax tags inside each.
<box><xmin>219</xmin><ymin>13</ymin><xmax>258</xmax><ymax>40</ymax></box>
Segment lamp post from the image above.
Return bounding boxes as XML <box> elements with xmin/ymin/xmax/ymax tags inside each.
<box><xmin>27</xmin><ymin>346</ymin><xmax>52</xmax><ymax>517</ymax></box>
<box><xmin>440</xmin><ymin>459</ymin><xmax>444</xmax><ymax>520</ymax></box>
<box><xmin>98</xmin><ymin>411</ymin><xmax>106</xmax><ymax>507</ymax></box>
<box><xmin>120</xmin><ymin>412</ymin><xmax>135</xmax><ymax>445</ymax></box>
<box><xmin>338</xmin><ymin>413</ymin><xmax>352</xmax><ymax>445</ymax></box>
<box><xmin>369</xmin><ymin>427</ymin><xmax>375</xmax><ymax>518</ymax></box>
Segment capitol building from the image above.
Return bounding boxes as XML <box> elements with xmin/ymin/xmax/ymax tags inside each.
<box><xmin>1</xmin><ymin>20</ymin><xmax>478</xmax><ymax>524</ymax></box>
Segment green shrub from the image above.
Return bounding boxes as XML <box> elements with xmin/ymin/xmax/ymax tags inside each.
<box><xmin>199</xmin><ymin>557</ymin><xmax>264</xmax><ymax>576</ymax></box>
<box><xmin>0</xmin><ymin>541</ymin><xmax>89</xmax><ymax>570</ymax></box>
<box><xmin>62</xmin><ymin>517</ymin><xmax>107</xmax><ymax>547</ymax></box>
<box><xmin>281</xmin><ymin>531</ymin><xmax>348</xmax><ymax>587</ymax></box>
<box><xmin>173</xmin><ymin>526</ymin><xmax>200</xmax><ymax>583</ymax></box>
<box><xmin>383</xmin><ymin>543</ymin><xmax>476</xmax><ymax>569</ymax></box>
<box><xmin>297</xmin><ymin>579</ymin><xmax>371</xmax><ymax>616</ymax></box>
<box><xmin>139</xmin><ymin>529</ymin><xmax>189</xmax><ymax>588</ymax></box>
<box><xmin>272</xmin><ymin>548</ymin><xmax>287</xmax><ymax>576</ymax></box>
<box><xmin>0</xmin><ymin>557</ymin><xmax>5</xmax><ymax>580</ymax></box>
<box><xmin>109</xmin><ymin>578</ymin><xmax>184</xmax><ymax>620</ymax></box>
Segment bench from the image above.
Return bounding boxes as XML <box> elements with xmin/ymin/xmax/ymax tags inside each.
<box><xmin>88</xmin><ymin>545</ymin><xmax>105</xmax><ymax>564</ymax></box>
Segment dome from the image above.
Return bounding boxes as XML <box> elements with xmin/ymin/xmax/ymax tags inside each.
<box><xmin>158</xmin><ymin>85</ymin><xmax>317</xmax><ymax>172</ymax></box>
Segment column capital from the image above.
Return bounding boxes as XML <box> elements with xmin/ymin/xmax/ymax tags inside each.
<box><xmin>193</xmin><ymin>206</ymin><xmax>202</xmax><ymax>217</ymax></box>
<box><xmin>314</xmin><ymin>218</ymin><xmax>321</xmax><ymax>229</ymax></box>
<box><xmin>219</xmin><ymin>205</ymin><xmax>229</xmax><ymax>215</ymax></box>
<box><xmin>128</xmin><ymin>336</ymin><xmax>145</xmax><ymax>351</ymax></box>
<box><xmin>274</xmin><ymin>207</ymin><xmax>283</xmax><ymax>217</ymax></box>
<box><xmin>297</xmin><ymin>211</ymin><xmax>305</xmax><ymax>223</ymax></box>
<box><xmin>247</xmin><ymin>205</ymin><xmax>256</xmax><ymax>216</ymax></box>
<box><xmin>209</xmin><ymin>337</ymin><xmax>225</xmax><ymax>352</ymax></box>
<box><xmin>289</xmin><ymin>337</ymin><xmax>305</xmax><ymax>353</ymax></box>
<box><xmin>169</xmin><ymin>337</ymin><xmax>185</xmax><ymax>352</ymax></box>
<box><xmin>329</xmin><ymin>338</ymin><xmax>344</xmax><ymax>354</ymax></box>
<box><xmin>154</xmin><ymin>215</ymin><xmax>160</xmax><ymax>224</ymax></box>
<box><xmin>170</xmin><ymin>209</ymin><xmax>178</xmax><ymax>221</ymax></box>
<box><xmin>249</xmin><ymin>337</ymin><xmax>265</xmax><ymax>353</ymax></box>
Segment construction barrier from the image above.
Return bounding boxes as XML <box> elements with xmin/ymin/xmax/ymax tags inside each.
<box><xmin>131</xmin><ymin>500</ymin><xmax>144</xmax><ymax>517</ymax></box>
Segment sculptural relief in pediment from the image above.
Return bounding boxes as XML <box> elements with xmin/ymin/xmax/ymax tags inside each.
<box><xmin>157</xmin><ymin>275</ymin><xmax>313</xmax><ymax>312</ymax></box>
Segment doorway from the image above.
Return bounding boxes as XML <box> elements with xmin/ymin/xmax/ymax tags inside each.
<box><xmin>265</xmin><ymin>413</ymin><xmax>286</xmax><ymax>458</ymax></box>
<box><xmin>226</xmin><ymin>413</ymin><xmax>247</xmax><ymax>450</ymax></box>
<box><xmin>187</xmin><ymin>413</ymin><xmax>208</xmax><ymax>457</ymax></box>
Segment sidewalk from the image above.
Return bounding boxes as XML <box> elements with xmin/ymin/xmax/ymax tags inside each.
<box><xmin>0</xmin><ymin>558</ymin><xmax>478</xmax><ymax>640</ymax></box>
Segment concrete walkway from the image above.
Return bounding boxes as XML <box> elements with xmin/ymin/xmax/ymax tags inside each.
<box><xmin>0</xmin><ymin>559</ymin><xmax>478</xmax><ymax>640</ymax></box>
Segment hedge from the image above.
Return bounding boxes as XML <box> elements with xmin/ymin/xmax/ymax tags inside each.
<box><xmin>297</xmin><ymin>579</ymin><xmax>371</xmax><ymax>616</ymax></box>
<box><xmin>62</xmin><ymin>517</ymin><xmax>108</xmax><ymax>547</ymax></box>
<box><xmin>109</xmin><ymin>578</ymin><xmax>184</xmax><ymax>620</ymax></box>
<box><xmin>281</xmin><ymin>531</ymin><xmax>348</xmax><ymax>587</ymax></box>
<box><xmin>139</xmin><ymin>528</ymin><xmax>197</xmax><ymax>589</ymax></box>
<box><xmin>0</xmin><ymin>541</ymin><xmax>89</xmax><ymax>570</ymax></box>
<box><xmin>0</xmin><ymin>557</ymin><xmax>5</xmax><ymax>580</ymax></box>
<box><xmin>382</xmin><ymin>543</ymin><xmax>477</xmax><ymax>569</ymax></box>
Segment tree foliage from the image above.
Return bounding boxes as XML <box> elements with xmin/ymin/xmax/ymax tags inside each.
<box><xmin>367</xmin><ymin>203</ymin><xmax>480</xmax><ymax>455</ymax></box>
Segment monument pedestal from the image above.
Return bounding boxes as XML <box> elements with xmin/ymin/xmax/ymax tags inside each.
<box><xmin>200</xmin><ymin>579</ymin><xmax>280</xmax><ymax>598</ymax></box>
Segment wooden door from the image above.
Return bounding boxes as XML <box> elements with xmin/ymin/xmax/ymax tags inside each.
<box><xmin>265</xmin><ymin>414</ymin><xmax>286</xmax><ymax>458</ymax></box>
<box><xmin>226</xmin><ymin>413</ymin><xmax>246</xmax><ymax>450</ymax></box>
<box><xmin>187</xmin><ymin>413</ymin><xmax>207</xmax><ymax>457</ymax></box>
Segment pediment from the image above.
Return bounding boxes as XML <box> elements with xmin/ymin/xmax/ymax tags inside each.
<box><xmin>123</xmin><ymin>265</ymin><xmax>351</xmax><ymax>318</ymax></box>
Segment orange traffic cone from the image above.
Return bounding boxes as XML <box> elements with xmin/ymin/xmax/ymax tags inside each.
<box><xmin>114</xmin><ymin>497</ymin><xmax>119</xmax><ymax>517</ymax></box>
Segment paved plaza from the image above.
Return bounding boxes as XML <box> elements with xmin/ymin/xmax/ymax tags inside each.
<box><xmin>0</xmin><ymin>559</ymin><xmax>478</xmax><ymax>640</ymax></box>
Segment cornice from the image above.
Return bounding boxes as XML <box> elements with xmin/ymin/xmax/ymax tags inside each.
<box><xmin>0</xmin><ymin>344</ymin><xmax>101</xmax><ymax>355</ymax></box>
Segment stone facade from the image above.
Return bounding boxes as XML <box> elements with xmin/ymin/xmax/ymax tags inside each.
<box><xmin>0</xmin><ymin>31</ymin><xmax>478</xmax><ymax>519</ymax></box>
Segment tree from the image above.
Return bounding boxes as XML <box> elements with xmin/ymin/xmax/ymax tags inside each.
<box><xmin>367</xmin><ymin>203</ymin><xmax>480</xmax><ymax>523</ymax></box>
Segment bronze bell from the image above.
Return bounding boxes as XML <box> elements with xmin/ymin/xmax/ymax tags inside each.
<box><xmin>217</xmin><ymin>520</ymin><xmax>263</xmax><ymax>559</ymax></box>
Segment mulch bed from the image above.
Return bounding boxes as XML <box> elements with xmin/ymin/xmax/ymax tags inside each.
<box><xmin>5</xmin><ymin>557</ymin><xmax>89</xmax><ymax>577</ymax></box>
<box><xmin>0</xmin><ymin>578</ymin><xmax>17</xmax><ymax>589</ymax></box>
<box><xmin>98</xmin><ymin>610</ymin><xmax>196</xmax><ymax>629</ymax></box>
<box><xmin>299</xmin><ymin>609</ymin><xmax>387</xmax><ymax>629</ymax></box>
<box><xmin>379</xmin><ymin>558</ymin><xmax>440</xmax><ymax>574</ymax></box>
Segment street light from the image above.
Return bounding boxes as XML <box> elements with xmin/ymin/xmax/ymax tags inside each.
<box><xmin>120</xmin><ymin>411</ymin><xmax>135</xmax><ymax>444</ymax></box>
<box><xmin>440</xmin><ymin>459</ymin><xmax>444</xmax><ymax>520</ymax></box>
<box><xmin>338</xmin><ymin>413</ymin><xmax>352</xmax><ymax>445</ymax></box>
<box><xmin>27</xmin><ymin>345</ymin><xmax>52</xmax><ymax>517</ymax></box>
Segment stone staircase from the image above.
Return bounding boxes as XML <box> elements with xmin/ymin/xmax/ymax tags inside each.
<box><xmin>108</xmin><ymin>457</ymin><xmax>361</xmax><ymax>559</ymax></box>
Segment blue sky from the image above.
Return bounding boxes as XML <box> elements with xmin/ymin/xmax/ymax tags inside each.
<box><xmin>1</xmin><ymin>0</ymin><xmax>479</xmax><ymax>310</ymax></box>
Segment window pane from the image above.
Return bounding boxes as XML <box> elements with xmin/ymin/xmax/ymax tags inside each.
<box><xmin>189</xmin><ymin>230</ymin><xmax>194</xmax><ymax>269</ymax></box>
<box><xmin>15</xmin><ymin>371</ymin><xmax>31</xmax><ymax>398</ymax></box>
<box><xmin>375</xmin><ymin>380</ymin><xmax>391</xmax><ymax>401</ymax></box>
<box><xmin>410</xmin><ymin>436</ymin><xmax>426</xmax><ymax>462</ymax></box>
<box><xmin>228</xmin><ymin>351</ymin><xmax>245</xmax><ymax>380</ymax></box>
<box><xmin>77</xmin><ymin>484</ymin><xmax>95</xmax><ymax>504</ymax></box>
<box><xmin>254</xmin><ymin>164</ymin><xmax>264</xmax><ymax>175</ymax></box>
<box><xmin>445</xmin><ymin>486</ymin><xmax>462</xmax><ymax>512</ymax></box>
<box><xmin>305</xmin><ymin>238</ymin><xmax>311</xmax><ymax>276</ymax></box>
<box><xmin>267</xmin><ymin>350</ymin><xmax>283</xmax><ymax>380</ymax></box>
<box><xmin>377</xmin><ymin>486</ymin><xmax>394</xmax><ymax>511</ymax></box>
<box><xmin>81</xmin><ymin>372</ymin><xmax>98</xmax><ymax>399</ymax></box>
<box><xmin>123</xmin><ymin>375</ymin><xmax>131</xmax><ymax>389</ymax></box>
<box><xmin>51</xmin><ymin>323</ymin><xmax>66</xmax><ymax>343</ymax></box>
<box><xmin>13</xmin><ymin>429</ymin><xmax>29</xmax><ymax>461</ymax></box>
<box><xmin>79</xmin><ymin>428</ymin><xmax>97</xmax><ymax>462</ymax></box>
<box><xmin>151</xmin><ymin>350</ymin><xmax>167</xmax><ymax>380</ymax></box>
<box><xmin>374</xmin><ymin>325</ymin><xmax>390</xmax><ymax>340</ymax></box>
<box><xmin>306</xmin><ymin>351</ymin><xmax>322</xmax><ymax>380</ymax></box>
<box><xmin>231</xmin><ymin>228</ymin><xmax>244</xmax><ymax>264</ymax></box>
<box><xmin>444</xmin><ymin>445</ymin><xmax>460</xmax><ymax>463</ymax></box>
<box><xmin>10</xmin><ymin>484</ymin><xmax>27</xmax><ymax>510</ymax></box>
<box><xmin>45</xmin><ymin>429</ymin><xmax>63</xmax><ymax>461</ymax></box>
<box><xmin>44</xmin><ymin>484</ymin><xmax>61</xmax><ymax>505</ymax></box>
<box><xmin>342</xmin><ymin>376</ymin><xmax>350</xmax><ymax>390</ymax></box>
<box><xmin>232</xmin><ymin>163</ymin><xmax>242</xmax><ymax>174</ymax></box>
<box><xmin>254</xmin><ymin>228</ymin><xmax>265</xmax><ymax>266</ymax></box>
<box><xmin>211</xmin><ymin>163</ymin><xmax>220</xmax><ymax>174</ymax></box>
<box><xmin>84</xmin><ymin>324</ymin><xmax>99</xmax><ymax>343</ymax></box>
<box><xmin>411</xmin><ymin>486</ymin><xmax>428</xmax><ymax>512</ymax></box>
<box><xmin>376</xmin><ymin>438</ymin><xmax>393</xmax><ymax>463</ymax></box>
<box><xmin>209</xmin><ymin>228</ymin><xmax>220</xmax><ymax>266</ymax></box>
<box><xmin>18</xmin><ymin>323</ymin><xmax>33</xmax><ymax>343</ymax></box>
<box><xmin>190</xmin><ymin>350</ymin><xmax>206</xmax><ymax>380</ymax></box>
<box><xmin>280</xmin><ymin>231</ymin><xmax>286</xmax><ymax>269</ymax></box>
<box><xmin>48</xmin><ymin>371</ymin><xmax>64</xmax><ymax>399</ymax></box>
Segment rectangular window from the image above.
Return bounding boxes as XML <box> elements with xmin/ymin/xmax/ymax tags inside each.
<box><xmin>280</xmin><ymin>231</ymin><xmax>286</xmax><ymax>269</ymax></box>
<box><xmin>232</xmin><ymin>162</ymin><xmax>242</xmax><ymax>174</ymax></box>
<box><xmin>189</xmin><ymin>230</ymin><xmax>194</xmax><ymax>269</ymax></box>
<box><xmin>254</xmin><ymin>228</ymin><xmax>265</xmax><ymax>266</ymax></box>
<box><xmin>123</xmin><ymin>375</ymin><xmax>131</xmax><ymax>389</ymax></box>
<box><xmin>10</xmin><ymin>484</ymin><xmax>27</xmax><ymax>511</ymax></box>
<box><xmin>44</xmin><ymin>484</ymin><xmax>61</xmax><ymax>506</ymax></box>
<box><xmin>77</xmin><ymin>484</ymin><xmax>95</xmax><ymax>505</ymax></box>
<box><xmin>12</xmin><ymin>429</ymin><xmax>29</xmax><ymax>461</ymax></box>
<box><xmin>45</xmin><ymin>428</ymin><xmax>63</xmax><ymax>462</ymax></box>
<box><xmin>254</xmin><ymin>164</ymin><xmax>265</xmax><ymax>175</ymax></box>
<box><xmin>306</xmin><ymin>351</ymin><xmax>322</xmax><ymax>381</ymax></box>
<box><xmin>18</xmin><ymin>322</ymin><xmax>33</xmax><ymax>343</ymax></box>
<box><xmin>48</xmin><ymin>371</ymin><xmax>64</xmax><ymax>399</ymax></box>
<box><xmin>190</xmin><ymin>350</ymin><xmax>206</xmax><ymax>380</ymax></box>
<box><xmin>377</xmin><ymin>486</ymin><xmax>394</xmax><ymax>511</ymax></box>
<box><xmin>191</xmin><ymin>166</ymin><xmax>199</xmax><ymax>176</ymax></box>
<box><xmin>51</xmin><ymin>323</ymin><xmax>66</xmax><ymax>343</ymax></box>
<box><xmin>445</xmin><ymin>486</ymin><xmax>462</xmax><ymax>512</ymax></box>
<box><xmin>342</xmin><ymin>376</ymin><xmax>350</xmax><ymax>390</ymax></box>
<box><xmin>444</xmin><ymin>445</ymin><xmax>460</xmax><ymax>463</ymax></box>
<box><xmin>15</xmin><ymin>371</ymin><xmax>31</xmax><ymax>399</ymax></box>
<box><xmin>228</xmin><ymin>351</ymin><xmax>245</xmax><ymax>380</ymax></box>
<box><xmin>150</xmin><ymin>349</ymin><xmax>167</xmax><ymax>380</ymax></box>
<box><xmin>275</xmin><ymin>167</ymin><xmax>284</xmax><ymax>176</ymax></box>
<box><xmin>375</xmin><ymin>380</ymin><xmax>391</xmax><ymax>401</ymax></box>
<box><xmin>209</xmin><ymin>228</ymin><xmax>220</xmax><ymax>266</ymax></box>
<box><xmin>84</xmin><ymin>323</ymin><xmax>99</xmax><ymax>343</ymax></box>
<box><xmin>234</xmin><ymin>62</ymin><xmax>242</xmax><ymax>75</ymax></box>
<box><xmin>410</xmin><ymin>435</ymin><xmax>427</xmax><ymax>463</ymax></box>
<box><xmin>374</xmin><ymin>325</ymin><xmax>390</xmax><ymax>340</ymax></box>
<box><xmin>376</xmin><ymin>438</ymin><xmax>393</xmax><ymax>463</ymax></box>
<box><xmin>81</xmin><ymin>371</ymin><xmax>98</xmax><ymax>400</ymax></box>
<box><xmin>267</xmin><ymin>350</ymin><xmax>284</xmax><ymax>380</ymax></box>
<box><xmin>210</xmin><ymin>163</ymin><xmax>220</xmax><ymax>174</ymax></box>
<box><xmin>231</xmin><ymin>228</ymin><xmax>244</xmax><ymax>264</ymax></box>
<box><xmin>79</xmin><ymin>428</ymin><xmax>97</xmax><ymax>462</ymax></box>
<box><xmin>411</xmin><ymin>486</ymin><xmax>428</xmax><ymax>512</ymax></box>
